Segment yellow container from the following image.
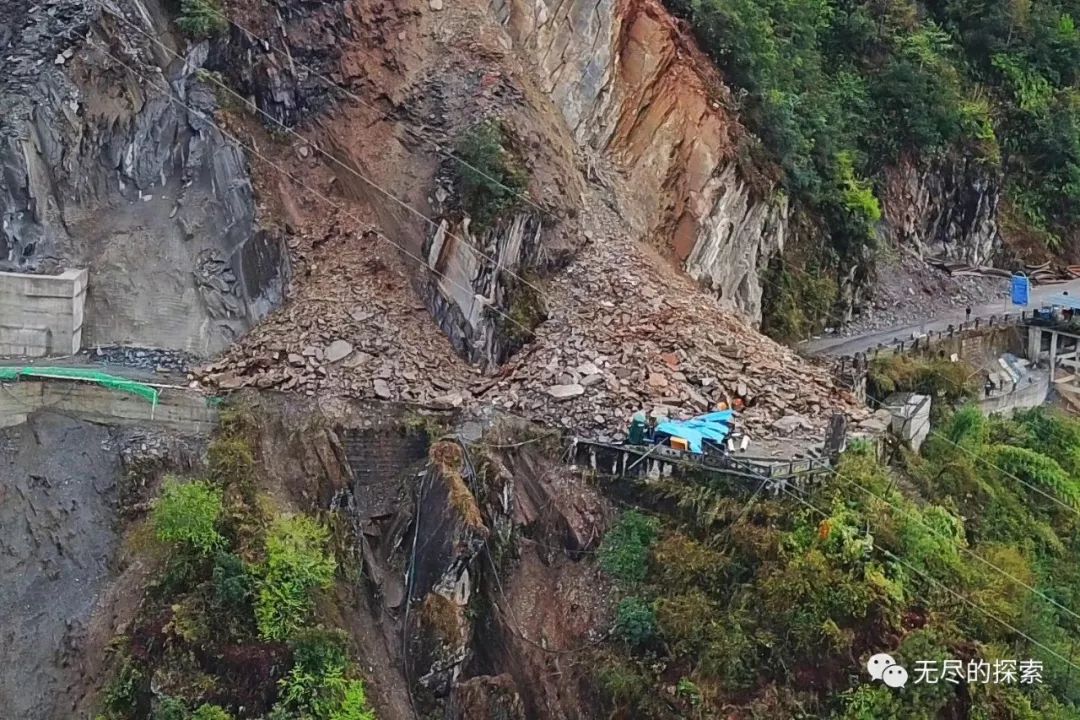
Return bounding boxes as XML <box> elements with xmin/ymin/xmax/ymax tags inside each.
<box><xmin>671</xmin><ymin>437</ymin><xmax>690</xmax><ymax>451</ymax></box>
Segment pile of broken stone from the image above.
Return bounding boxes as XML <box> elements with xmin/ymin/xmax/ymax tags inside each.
<box><xmin>195</xmin><ymin>219</ymin><xmax>869</xmax><ymax>443</ymax></box>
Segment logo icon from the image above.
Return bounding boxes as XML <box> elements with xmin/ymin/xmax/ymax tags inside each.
<box><xmin>882</xmin><ymin>664</ymin><xmax>909</xmax><ymax>688</ymax></box>
<box><xmin>867</xmin><ymin>653</ymin><xmax>908</xmax><ymax>689</ymax></box>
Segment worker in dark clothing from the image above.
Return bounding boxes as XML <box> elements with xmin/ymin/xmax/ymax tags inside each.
<box><xmin>984</xmin><ymin>376</ymin><xmax>994</xmax><ymax>398</ymax></box>
<box><xmin>966</xmin><ymin>306</ymin><xmax>972</xmax><ymax>322</ymax></box>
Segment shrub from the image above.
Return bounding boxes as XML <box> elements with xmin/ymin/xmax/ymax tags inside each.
<box><xmin>101</xmin><ymin>658</ymin><xmax>145</xmax><ymax>717</ymax></box>
<box><xmin>155</xmin><ymin>697</ymin><xmax>188</xmax><ymax>720</ymax></box>
<box><xmin>153</xmin><ymin>478</ymin><xmax>225</xmax><ymax>555</ymax></box>
<box><xmin>991</xmin><ymin>444</ymin><xmax>1080</xmax><ymax>510</ymax></box>
<box><xmin>277</xmin><ymin>630</ymin><xmax>350</xmax><ymax>717</ymax></box>
<box><xmin>613</xmin><ymin>596</ymin><xmax>657</xmax><ymax>649</ymax></box>
<box><xmin>452</xmin><ymin>119</ymin><xmax>529</xmax><ymax>231</ymax></box>
<box><xmin>207</xmin><ymin>435</ymin><xmax>256</xmax><ymax>488</ymax></box>
<box><xmin>275</xmin><ymin>630</ymin><xmax>375</xmax><ymax>720</ymax></box>
<box><xmin>213</xmin><ymin>551</ymin><xmax>255</xmax><ymax>611</ymax></box>
<box><xmin>760</xmin><ymin>256</ymin><xmax>839</xmax><ymax>341</ymax></box>
<box><xmin>255</xmin><ymin>516</ymin><xmax>337</xmax><ymax>641</ymax></box>
<box><xmin>176</xmin><ymin>0</ymin><xmax>228</xmax><ymax>39</ymax></box>
<box><xmin>598</xmin><ymin>511</ymin><xmax>660</xmax><ymax>585</ymax></box>
<box><xmin>650</xmin><ymin>533</ymin><xmax>728</xmax><ymax>590</ymax></box>
<box><xmin>191</xmin><ymin>706</ymin><xmax>234</xmax><ymax>720</ymax></box>
<box><xmin>595</xmin><ymin>656</ymin><xmax>649</xmax><ymax>712</ymax></box>
<box><xmin>330</xmin><ymin>681</ymin><xmax>377</xmax><ymax>720</ymax></box>
<box><xmin>867</xmin><ymin>355</ymin><xmax>979</xmax><ymax>409</ymax></box>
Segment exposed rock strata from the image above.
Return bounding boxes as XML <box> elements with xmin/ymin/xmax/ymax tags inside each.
<box><xmin>0</xmin><ymin>0</ymin><xmax>288</xmax><ymax>355</ymax></box>
<box><xmin>497</xmin><ymin>0</ymin><xmax>787</xmax><ymax>322</ymax></box>
<box><xmin>882</xmin><ymin>154</ymin><xmax>1002</xmax><ymax>266</ymax></box>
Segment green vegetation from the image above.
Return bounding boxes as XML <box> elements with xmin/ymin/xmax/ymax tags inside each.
<box><xmin>452</xmin><ymin>119</ymin><xmax>530</xmax><ymax>231</ymax></box>
<box><xmin>153</xmin><ymin>479</ymin><xmax>225</xmax><ymax>555</ymax></box>
<box><xmin>868</xmin><ymin>353</ymin><xmax>981</xmax><ymax>406</ymax></box>
<box><xmin>176</xmin><ymin>0</ymin><xmax>228</xmax><ymax>39</ymax></box>
<box><xmin>592</xmin><ymin>406</ymin><xmax>1080</xmax><ymax>717</ymax></box>
<box><xmin>95</xmin><ymin>408</ymin><xmax>375</xmax><ymax>720</ymax></box>
<box><xmin>255</xmin><ymin>516</ymin><xmax>337</xmax><ymax>641</ymax></box>
<box><xmin>598</xmin><ymin>510</ymin><xmax>660</xmax><ymax>585</ymax></box>
<box><xmin>667</xmin><ymin>0</ymin><xmax>1080</xmax><ymax>330</ymax></box>
<box><xmin>760</xmin><ymin>254</ymin><xmax>839</xmax><ymax>340</ymax></box>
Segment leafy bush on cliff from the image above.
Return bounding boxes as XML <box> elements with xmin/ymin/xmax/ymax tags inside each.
<box><xmin>96</xmin><ymin>416</ymin><xmax>375</xmax><ymax>720</ymax></box>
<box><xmin>255</xmin><ymin>516</ymin><xmax>337</xmax><ymax>641</ymax></box>
<box><xmin>452</xmin><ymin>119</ymin><xmax>529</xmax><ymax>230</ymax></box>
<box><xmin>176</xmin><ymin>0</ymin><xmax>228</xmax><ymax>39</ymax></box>
<box><xmin>598</xmin><ymin>510</ymin><xmax>660</xmax><ymax>585</ymax></box>
<box><xmin>153</xmin><ymin>478</ymin><xmax>225</xmax><ymax>555</ymax></box>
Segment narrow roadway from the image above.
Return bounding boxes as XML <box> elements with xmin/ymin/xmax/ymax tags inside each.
<box><xmin>799</xmin><ymin>276</ymin><xmax>1080</xmax><ymax>357</ymax></box>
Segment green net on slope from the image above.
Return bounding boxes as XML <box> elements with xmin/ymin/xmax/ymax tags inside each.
<box><xmin>0</xmin><ymin>367</ymin><xmax>160</xmax><ymax>405</ymax></box>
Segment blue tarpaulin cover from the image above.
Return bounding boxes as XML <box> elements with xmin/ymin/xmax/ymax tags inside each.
<box><xmin>653</xmin><ymin>411</ymin><xmax>736</xmax><ymax>454</ymax></box>
<box><xmin>1012</xmin><ymin>274</ymin><xmax>1030</xmax><ymax>306</ymax></box>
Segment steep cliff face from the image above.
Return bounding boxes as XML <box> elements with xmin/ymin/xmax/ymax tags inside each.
<box><xmin>882</xmin><ymin>154</ymin><xmax>1002</xmax><ymax>266</ymax></box>
<box><xmin>216</xmin><ymin>0</ymin><xmax>583</xmax><ymax>367</ymax></box>
<box><xmin>495</xmin><ymin>0</ymin><xmax>788</xmax><ymax>321</ymax></box>
<box><xmin>0</xmin><ymin>0</ymin><xmax>288</xmax><ymax>355</ymax></box>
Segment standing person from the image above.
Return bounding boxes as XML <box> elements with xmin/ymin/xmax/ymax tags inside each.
<box><xmin>966</xmin><ymin>306</ymin><xmax>972</xmax><ymax>322</ymax></box>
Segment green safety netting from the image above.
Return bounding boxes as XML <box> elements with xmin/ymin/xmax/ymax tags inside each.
<box><xmin>0</xmin><ymin>367</ymin><xmax>160</xmax><ymax>405</ymax></box>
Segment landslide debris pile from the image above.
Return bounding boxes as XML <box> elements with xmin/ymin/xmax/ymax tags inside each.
<box><xmin>198</xmin><ymin>195</ymin><xmax>866</xmax><ymax>441</ymax></box>
<box><xmin>185</xmin><ymin>0</ymin><xmax>866</xmax><ymax>441</ymax></box>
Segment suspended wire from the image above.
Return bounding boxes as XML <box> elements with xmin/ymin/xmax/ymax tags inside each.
<box><xmin>99</xmin><ymin>9</ymin><xmax>1080</xmax><ymax>629</ymax></box>
<box><xmin>185</xmin><ymin>0</ymin><xmax>558</xmax><ymax>220</ymax></box>
<box><xmin>85</xmin><ymin>34</ymin><xmax>540</xmax><ymax>344</ymax></box>
<box><xmin>775</xmin><ymin>477</ymin><xmax>1080</xmax><ymax>673</ymax></box>
<box><xmin>106</xmin><ymin>10</ymin><xmax>568</xmax><ymax>323</ymax></box>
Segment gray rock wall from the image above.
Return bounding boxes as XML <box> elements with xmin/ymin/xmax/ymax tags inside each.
<box><xmin>0</xmin><ymin>0</ymin><xmax>288</xmax><ymax>356</ymax></box>
<box><xmin>882</xmin><ymin>155</ymin><xmax>1002</xmax><ymax>266</ymax></box>
<box><xmin>0</xmin><ymin>414</ymin><xmax>121</xmax><ymax>720</ymax></box>
<box><xmin>423</xmin><ymin>212</ymin><xmax>546</xmax><ymax>367</ymax></box>
<box><xmin>495</xmin><ymin>0</ymin><xmax>787</xmax><ymax>323</ymax></box>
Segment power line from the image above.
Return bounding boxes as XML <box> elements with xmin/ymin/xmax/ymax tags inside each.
<box><xmin>766</xmin><ymin>254</ymin><xmax>1080</xmax><ymax>519</ymax></box>
<box><xmin>722</xmin><ymin>449</ymin><xmax>1080</xmax><ymax>630</ymax></box>
<box><xmin>775</xmin><ymin>476</ymin><xmax>1080</xmax><ymax>674</ymax></box>
<box><xmin>190</xmin><ymin>0</ymin><xmax>557</xmax><ymax>221</ymax></box>
<box><xmin>84</xmin><ymin>34</ymin><xmax>539</xmax><ymax>344</ymax></box>
<box><xmin>850</xmin><ymin>349</ymin><xmax>1080</xmax><ymax>519</ymax></box>
<box><xmin>832</xmin><ymin>459</ymin><xmax>1080</xmax><ymax>626</ymax></box>
<box><xmin>107</xmin><ymin>10</ymin><xmax>1080</xmax><ymax>616</ymax></box>
<box><xmin>454</xmin><ymin>437</ymin><xmax>607</xmax><ymax>655</ymax></box>
<box><xmin>107</xmin><ymin>11</ymin><xmax>567</xmax><ymax>327</ymax></box>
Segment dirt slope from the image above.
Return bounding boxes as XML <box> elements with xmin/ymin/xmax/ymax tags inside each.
<box><xmin>194</xmin><ymin>0</ymin><xmax>866</xmax><ymax>441</ymax></box>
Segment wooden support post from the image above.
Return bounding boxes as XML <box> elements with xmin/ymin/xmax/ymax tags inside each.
<box><xmin>1051</xmin><ymin>331</ymin><xmax>1059</xmax><ymax>384</ymax></box>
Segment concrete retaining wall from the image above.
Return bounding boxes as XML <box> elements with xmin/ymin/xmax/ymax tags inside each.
<box><xmin>977</xmin><ymin>370</ymin><xmax>1050</xmax><ymax>417</ymax></box>
<box><xmin>0</xmin><ymin>269</ymin><xmax>87</xmax><ymax>356</ymax></box>
<box><xmin>0</xmin><ymin>380</ymin><xmax>217</xmax><ymax>434</ymax></box>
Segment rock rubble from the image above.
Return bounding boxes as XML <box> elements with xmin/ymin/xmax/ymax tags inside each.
<box><xmin>196</xmin><ymin>182</ymin><xmax>867</xmax><ymax>443</ymax></box>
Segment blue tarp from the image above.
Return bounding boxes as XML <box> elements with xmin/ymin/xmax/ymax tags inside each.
<box><xmin>1011</xmin><ymin>274</ymin><xmax>1031</xmax><ymax>306</ymax></box>
<box><xmin>653</xmin><ymin>411</ymin><xmax>735</xmax><ymax>454</ymax></box>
